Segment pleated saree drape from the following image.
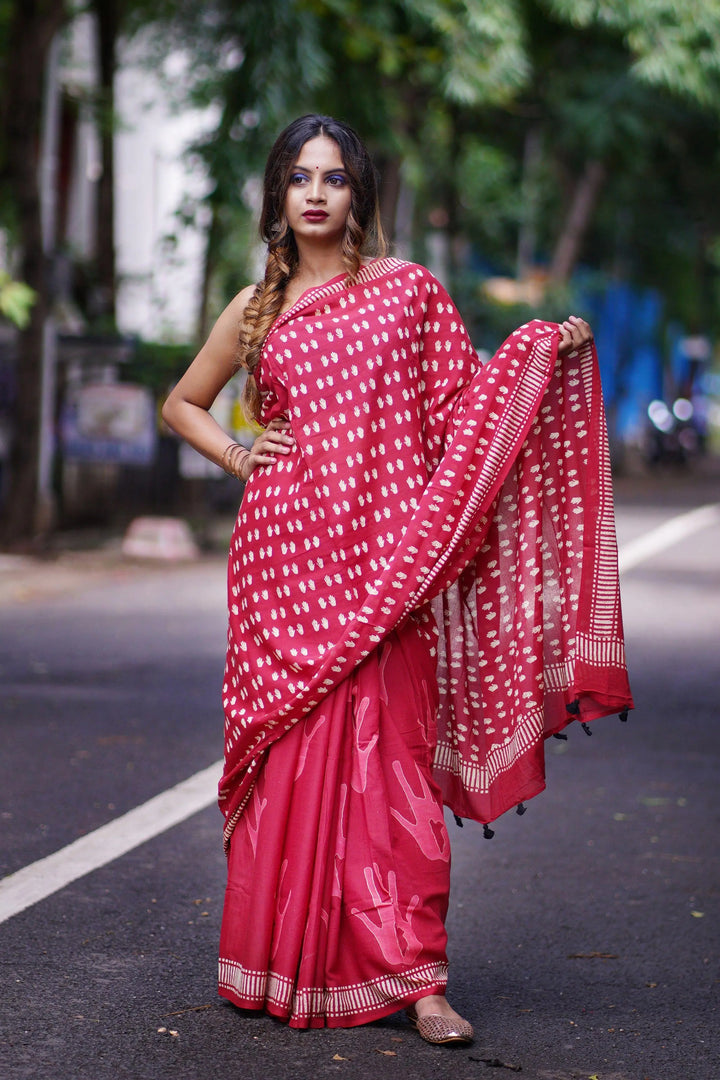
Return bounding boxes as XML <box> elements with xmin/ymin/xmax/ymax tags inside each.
<box><xmin>217</xmin><ymin>258</ymin><xmax>633</xmax><ymax>1026</ymax></box>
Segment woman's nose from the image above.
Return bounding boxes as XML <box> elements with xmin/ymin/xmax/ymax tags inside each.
<box><xmin>307</xmin><ymin>176</ymin><xmax>325</xmax><ymax>202</ymax></box>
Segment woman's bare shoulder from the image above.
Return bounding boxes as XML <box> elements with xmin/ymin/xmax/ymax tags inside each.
<box><xmin>195</xmin><ymin>284</ymin><xmax>258</xmax><ymax>359</ymax></box>
<box><xmin>228</xmin><ymin>283</ymin><xmax>257</xmax><ymax>321</ymax></box>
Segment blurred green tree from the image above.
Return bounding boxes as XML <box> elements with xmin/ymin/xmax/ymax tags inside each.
<box><xmin>143</xmin><ymin>0</ymin><xmax>531</xmax><ymax>325</ymax></box>
<box><xmin>547</xmin><ymin>0</ymin><xmax>720</xmax><ymax>110</ymax></box>
<box><xmin>3</xmin><ymin>0</ymin><xmax>720</xmax><ymax>540</ymax></box>
<box><xmin>161</xmin><ymin>0</ymin><xmax>720</xmax><ymax>332</ymax></box>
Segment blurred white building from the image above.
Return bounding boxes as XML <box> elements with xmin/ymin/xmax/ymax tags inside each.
<box><xmin>60</xmin><ymin>14</ymin><xmax>212</xmax><ymax>343</ymax></box>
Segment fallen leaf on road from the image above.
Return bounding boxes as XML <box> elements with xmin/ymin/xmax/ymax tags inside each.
<box><xmin>375</xmin><ymin>1049</ymin><xmax>397</xmax><ymax>1056</ymax></box>
<box><xmin>691</xmin><ymin>911</ymin><xmax>705</xmax><ymax>918</ymax></box>
<box><xmin>332</xmin><ymin>1054</ymin><xmax>348</xmax><ymax>1061</ymax></box>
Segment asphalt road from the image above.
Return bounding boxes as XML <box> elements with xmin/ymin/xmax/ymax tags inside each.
<box><xmin>1</xmin><ymin>468</ymin><xmax>719</xmax><ymax>1080</ymax></box>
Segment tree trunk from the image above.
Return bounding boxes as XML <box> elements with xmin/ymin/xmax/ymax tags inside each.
<box><xmin>0</xmin><ymin>0</ymin><xmax>67</xmax><ymax>545</ymax></box>
<box><xmin>93</xmin><ymin>0</ymin><xmax>119</xmax><ymax>323</ymax></box>
<box><xmin>517</xmin><ymin>126</ymin><xmax>543</xmax><ymax>279</ymax></box>
<box><xmin>197</xmin><ymin>202</ymin><xmax>221</xmax><ymax>343</ymax></box>
<box><xmin>444</xmin><ymin>108</ymin><xmax>463</xmax><ymax>297</ymax></box>
<box><xmin>549</xmin><ymin>159</ymin><xmax>606</xmax><ymax>283</ymax></box>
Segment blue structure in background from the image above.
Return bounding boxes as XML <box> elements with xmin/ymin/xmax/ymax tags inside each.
<box><xmin>584</xmin><ymin>282</ymin><xmax>665</xmax><ymax>444</ymax></box>
<box><xmin>580</xmin><ymin>279</ymin><xmax>717</xmax><ymax>462</ymax></box>
<box><xmin>470</xmin><ymin>252</ymin><xmax>714</xmax><ymax>458</ymax></box>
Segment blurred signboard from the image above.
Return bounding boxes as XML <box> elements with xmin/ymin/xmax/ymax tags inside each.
<box><xmin>61</xmin><ymin>382</ymin><xmax>157</xmax><ymax>465</ymax></box>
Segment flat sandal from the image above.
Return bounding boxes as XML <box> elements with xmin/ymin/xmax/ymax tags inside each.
<box><xmin>406</xmin><ymin>1005</ymin><xmax>474</xmax><ymax>1045</ymax></box>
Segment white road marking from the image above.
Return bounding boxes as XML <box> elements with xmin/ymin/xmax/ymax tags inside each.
<box><xmin>2</xmin><ymin>502</ymin><xmax>719</xmax><ymax>925</ymax></box>
<box><xmin>0</xmin><ymin>759</ymin><xmax>222</xmax><ymax>925</ymax></box>
<box><xmin>618</xmin><ymin>502</ymin><xmax>720</xmax><ymax>574</ymax></box>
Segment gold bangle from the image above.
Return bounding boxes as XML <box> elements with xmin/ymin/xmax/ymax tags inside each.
<box><xmin>221</xmin><ymin>442</ymin><xmax>251</xmax><ymax>480</ymax></box>
<box><xmin>237</xmin><ymin>449</ymin><xmax>251</xmax><ymax>482</ymax></box>
<box><xmin>220</xmin><ymin>442</ymin><xmax>238</xmax><ymax>474</ymax></box>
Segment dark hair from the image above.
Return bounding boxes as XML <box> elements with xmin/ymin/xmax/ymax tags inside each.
<box><xmin>238</xmin><ymin>114</ymin><xmax>387</xmax><ymax>420</ymax></box>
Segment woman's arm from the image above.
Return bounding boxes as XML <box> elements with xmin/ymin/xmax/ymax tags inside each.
<box><xmin>161</xmin><ymin>286</ymin><xmax>294</xmax><ymax>480</ymax></box>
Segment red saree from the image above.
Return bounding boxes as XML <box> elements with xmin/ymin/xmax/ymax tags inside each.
<box><xmin>218</xmin><ymin>258</ymin><xmax>633</xmax><ymax>1026</ymax></box>
<box><xmin>219</xmin><ymin>616</ymin><xmax>451</xmax><ymax>1027</ymax></box>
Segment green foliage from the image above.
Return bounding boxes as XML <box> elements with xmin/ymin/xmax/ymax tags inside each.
<box><xmin>133</xmin><ymin>0</ymin><xmax>331</xmax><ymax>292</ymax></box>
<box><xmin>306</xmin><ymin>0</ymin><xmax>529</xmax><ymax>124</ymax></box>
<box><xmin>410</xmin><ymin>0</ymin><xmax>529</xmax><ymax>106</ymax></box>
<box><xmin>0</xmin><ymin>272</ymin><xmax>36</xmax><ymax>329</ymax></box>
<box><xmin>121</xmin><ymin>0</ymin><xmax>720</xmax><ymax>335</ymax></box>
<box><xmin>457</xmin><ymin>144</ymin><xmax>522</xmax><ymax>238</ymax></box>
<box><xmin>545</xmin><ymin>0</ymin><xmax>720</xmax><ymax>108</ymax></box>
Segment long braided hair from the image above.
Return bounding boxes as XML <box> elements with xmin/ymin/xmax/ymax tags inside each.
<box><xmin>237</xmin><ymin>114</ymin><xmax>387</xmax><ymax>422</ymax></box>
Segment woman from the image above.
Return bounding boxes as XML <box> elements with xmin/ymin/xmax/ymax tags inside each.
<box><xmin>162</xmin><ymin>114</ymin><xmax>633</xmax><ymax>1043</ymax></box>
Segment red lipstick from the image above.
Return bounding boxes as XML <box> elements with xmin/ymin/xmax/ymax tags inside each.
<box><xmin>302</xmin><ymin>210</ymin><xmax>329</xmax><ymax>221</ymax></box>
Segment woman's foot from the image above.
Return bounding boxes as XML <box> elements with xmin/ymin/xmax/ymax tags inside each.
<box><xmin>407</xmin><ymin>994</ymin><xmax>474</xmax><ymax>1045</ymax></box>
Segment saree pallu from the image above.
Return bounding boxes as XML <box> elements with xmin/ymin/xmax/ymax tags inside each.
<box><xmin>219</xmin><ymin>616</ymin><xmax>450</xmax><ymax>1028</ymax></box>
<box><xmin>218</xmin><ymin>257</ymin><xmax>633</xmax><ymax>1025</ymax></box>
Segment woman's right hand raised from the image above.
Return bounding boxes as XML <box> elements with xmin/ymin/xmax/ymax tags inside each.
<box><xmin>558</xmin><ymin>316</ymin><xmax>593</xmax><ymax>356</ymax></box>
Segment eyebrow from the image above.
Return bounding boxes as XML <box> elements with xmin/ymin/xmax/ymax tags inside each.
<box><xmin>291</xmin><ymin>165</ymin><xmax>349</xmax><ymax>176</ymax></box>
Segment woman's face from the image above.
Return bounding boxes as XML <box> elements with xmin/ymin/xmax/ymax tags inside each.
<box><xmin>283</xmin><ymin>135</ymin><xmax>352</xmax><ymax>245</ymax></box>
